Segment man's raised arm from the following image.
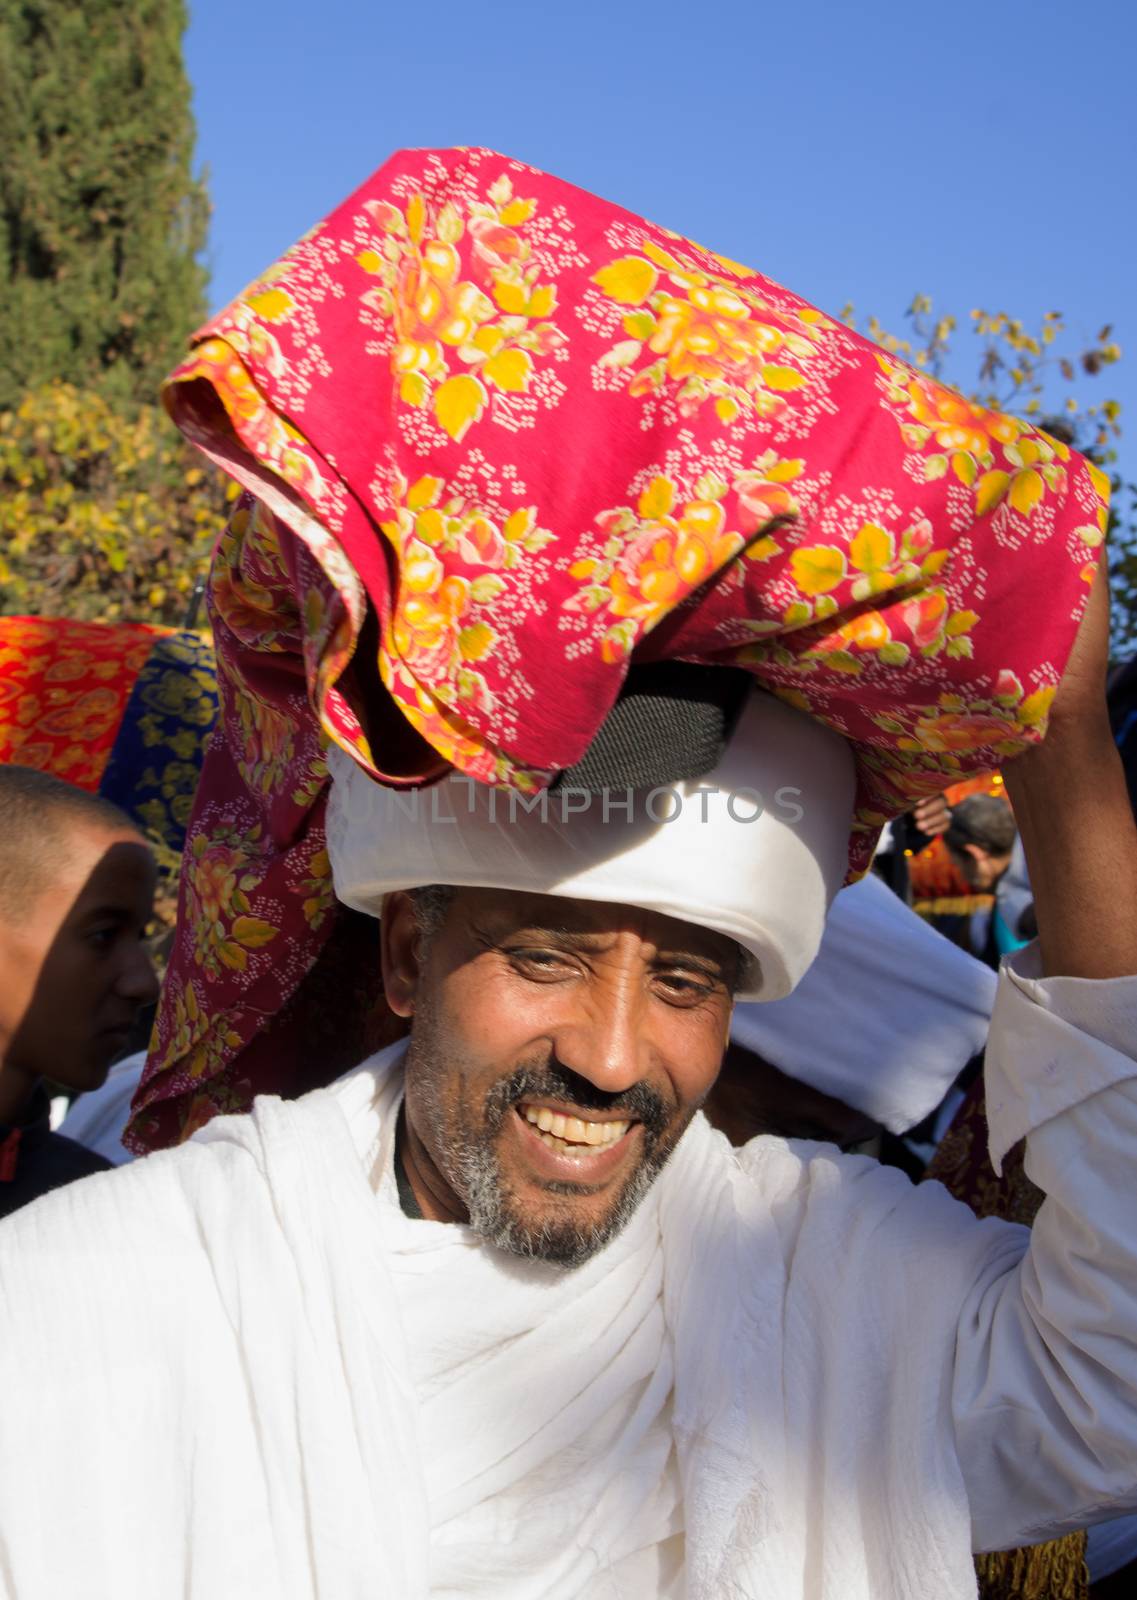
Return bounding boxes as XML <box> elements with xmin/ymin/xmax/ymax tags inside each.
<box><xmin>1002</xmin><ymin>561</ymin><xmax>1137</xmax><ymax>982</ymax></box>
<box><xmin>952</xmin><ymin>561</ymin><xmax>1137</xmax><ymax>1549</ymax></box>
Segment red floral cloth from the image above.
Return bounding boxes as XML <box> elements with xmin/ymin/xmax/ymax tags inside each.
<box><xmin>128</xmin><ymin>146</ymin><xmax>1107</xmax><ymax>1150</ymax></box>
<box><xmin>0</xmin><ymin>616</ymin><xmax>164</xmax><ymax>790</ymax></box>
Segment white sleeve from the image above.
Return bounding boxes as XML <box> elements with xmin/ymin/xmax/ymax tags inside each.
<box><xmin>951</xmin><ymin>946</ymin><xmax>1137</xmax><ymax>1550</ymax></box>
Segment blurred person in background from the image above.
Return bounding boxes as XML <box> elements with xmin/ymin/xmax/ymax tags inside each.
<box><xmin>0</xmin><ymin>767</ymin><xmax>159</xmax><ymax>1217</ymax></box>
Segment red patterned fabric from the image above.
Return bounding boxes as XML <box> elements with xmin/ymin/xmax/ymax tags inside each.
<box><xmin>0</xmin><ymin>616</ymin><xmax>163</xmax><ymax>790</ymax></box>
<box><xmin>129</xmin><ymin>146</ymin><xmax>1107</xmax><ymax>1150</ymax></box>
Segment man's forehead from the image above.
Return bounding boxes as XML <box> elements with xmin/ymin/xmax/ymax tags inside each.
<box><xmin>451</xmin><ymin>886</ymin><xmax>736</xmax><ymax>963</ymax></box>
<box><xmin>60</xmin><ymin>833</ymin><xmax>157</xmax><ymax>911</ymax></box>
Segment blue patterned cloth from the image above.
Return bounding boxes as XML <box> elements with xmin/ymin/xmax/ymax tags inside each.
<box><xmin>98</xmin><ymin>631</ymin><xmax>218</xmax><ymax>886</ymax></box>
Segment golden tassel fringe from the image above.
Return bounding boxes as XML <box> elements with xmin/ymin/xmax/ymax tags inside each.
<box><xmin>974</xmin><ymin>1531</ymin><xmax>1088</xmax><ymax>1600</ymax></box>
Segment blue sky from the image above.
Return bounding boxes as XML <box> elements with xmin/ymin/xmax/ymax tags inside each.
<box><xmin>184</xmin><ymin>0</ymin><xmax>1135</xmax><ymax>487</ymax></box>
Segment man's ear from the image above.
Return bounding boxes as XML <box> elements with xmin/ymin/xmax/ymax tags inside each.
<box><xmin>381</xmin><ymin>891</ymin><xmax>421</xmax><ymax>1018</ymax></box>
<box><xmin>963</xmin><ymin>843</ymin><xmax>985</xmax><ymax>863</ymax></box>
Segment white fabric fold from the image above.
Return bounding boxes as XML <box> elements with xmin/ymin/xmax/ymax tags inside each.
<box><xmin>730</xmin><ymin>873</ymin><xmax>996</xmax><ymax>1132</ymax></box>
<box><xmin>984</xmin><ymin>944</ymin><xmax>1137</xmax><ymax>1170</ymax></box>
<box><xmin>326</xmin><ymin>689</ymin><xmax>856</xmax><ymax>999</ymax></box>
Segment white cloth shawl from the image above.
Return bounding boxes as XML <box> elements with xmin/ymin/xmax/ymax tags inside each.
<box><xmin>731</xmin><ymin>873</ymin><xmax>997</xmax><ymax>1132</ymax></box>
<box><xmin>3</xmin><ymin>953</ymin><xmax>1137</xmax><ymax>1598</ymax></box>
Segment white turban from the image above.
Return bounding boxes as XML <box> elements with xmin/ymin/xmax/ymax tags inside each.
<box><xmin>326</xmin><ymin>690</ymin><xmax>856</xmax><ymax>1000</ymax></box>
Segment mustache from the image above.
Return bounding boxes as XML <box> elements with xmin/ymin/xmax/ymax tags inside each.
<box><xmin>484</xmin><ymin>1058</ymin><xmax>672</xmax><ymax>1142</ymax></box>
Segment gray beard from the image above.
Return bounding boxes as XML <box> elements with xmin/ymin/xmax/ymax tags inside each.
<box><xmin>405</xmin><ymin>1037</ymin><xmax>684</xmax><ymax>1269</ymax></box>
<box><xmin>456</xmin><ymin>1125</ymin><xmax>676</xmax><ymax>1269</ymax></box>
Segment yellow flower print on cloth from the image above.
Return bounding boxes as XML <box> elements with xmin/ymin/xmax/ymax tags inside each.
<box><xmin>357</xmin><ymin>177</ymin><xmax>567</xmax><ymax>441</ymax></box>
<box><xmin>565</xmin><ymin>475</ymin><xmax>748</xmax><ymax>662</ymax></box>
<box><xmin>593</xmin><ymin>237</ymin><xmax>834</xmax><ymax>425</ymax></box>
<box><xmin>141</xmin><ymin>145</ymin><xmax>1109</xmax><ymax>1152</ymax></box>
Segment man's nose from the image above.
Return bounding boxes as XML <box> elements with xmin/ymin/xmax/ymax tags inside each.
<box><xmin>551</xmin><ymin>982</ymin><xmax>647</xmax><ymax>1097</ymax></box>
<box><xmin>118</xmin><ymin>944</ymin><xmax>161</xmax><ymax>1008</ymax></box>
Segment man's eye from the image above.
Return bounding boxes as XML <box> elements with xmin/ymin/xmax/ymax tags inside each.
<box><xmin>655</xmin><ymin>973</ymin><xmax>715</xmax><ymax>1003</ymax></box>
<box><xmin>509</xmin><ymin>948</ymin><xmax>573</xmax><ymax>976</ymax></box>
<box><xmin>87</xmin><ymin>927</ymin><xmax>118</xmax><ymax>950</ymax></box>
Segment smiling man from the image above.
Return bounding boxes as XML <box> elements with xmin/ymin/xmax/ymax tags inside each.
<box><xmin>388</xmin><ymin>886</ymin><xmax>739</xmax><ymax>1264</ymax></box>
<box><xmin>3</xmin><ymin>583</ymin><xmax>1137</xmax><ymax>1599</ymax></box>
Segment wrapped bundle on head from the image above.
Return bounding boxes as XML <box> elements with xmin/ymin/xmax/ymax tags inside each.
<box><xmin>126</xmin><ymin>146</ymin><xmax>1106</xmax><ymax>1151</ymax></box>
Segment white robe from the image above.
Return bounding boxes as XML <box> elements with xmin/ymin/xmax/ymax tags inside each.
<box><xmin>2</xmin><ymin>946</ymin><xmax>1137</xmax><ymax>1598</ymax></box>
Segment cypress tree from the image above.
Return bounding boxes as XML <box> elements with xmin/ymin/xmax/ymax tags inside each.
<box><xmin>0</xmin><ymin>0</ymin><xmax>209</xmax><ymax>411</ymax></box>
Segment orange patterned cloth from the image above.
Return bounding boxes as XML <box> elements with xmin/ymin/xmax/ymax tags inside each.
<box><xmin>129</xmin><ymin>146</ymin><xmax>1108</xmax><ymax>1149</ymax></box>
<box><xmin>0</xmin><ymin>616</ymin><xmax>164</xmax><ymax>790</ymax></box>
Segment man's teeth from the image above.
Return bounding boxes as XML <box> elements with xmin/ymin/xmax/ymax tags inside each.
<box><xmin>521</xmin><ymin>1105</ymin><xmax>630</xmax><ymax>1150</ymax></box>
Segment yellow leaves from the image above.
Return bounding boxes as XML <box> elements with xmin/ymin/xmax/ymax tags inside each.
<box><xmin>407</xmin><ymin>193</ymin><xmax>426</xmax><ymax>244</ymax></box>
<box><xmin>245</xmin><ymin>287</ymin><xmax>295</xmax><ymax>321</ymax></box>
<box><xmin>951</xmin><ymin>452</ymin><xmax>977</xmax><ymax>487</ymax></box>
<box><xmin>592</xmin><ymin>256</ymin><xmax>659</xmax><ymax>306</ymax></box>
<box><xmin>434</xmin><ymin>374</ymin><xmax>487</xmax><ymax>441</ymax></box>
<box><xmin>230</xmin><ymin>916</ymin><xmax>279</xmax><ymax>949</ymax></box>
<box><xmin>469</xmin><ymin>574</ymin><xmax>507</xmax><ymax>604</ymax></box>
<box><xmin>790</xmin><ymin>545</ymin><xmax>847</xmax><ymax>595</ymax></box>
<box><xmin>483</xmin><ymin>348</ymin><xmax>532</xmax><ymax>392</ymax></box>
<box><xmin>493</xmin><ymin>280</ymin><xmax>528</xmax><ymax>315</ymax></box>
<box><xmin>467</xmin><ymin>325</ymin><xmax>505</xmax><ymax>358</ymax></box>
<box><xmin>435</xmin><ymin>202</ymin><xmax>464</xmax><ymax>244</ymax></box>
<box><xmin>504</xmin><ymin>508</ymin><xmax>534</xmax><ymax>543</ymax></box>
<box><xmin>217</xmin><ymin>941</ymin><xmax>248</xmax><ymax>972</ymax></box>
<box><xmin>945</xmin><ymin>609</ymin><xmax>979</xmax><ymax>638</ymax></box>
<box><xmin>976</xmin><ymin>470</ymin><xmax>1010</xmax><ymax>516</ymax></box>
<box><xmin>623</xmin><ymin>310</ymin><xmax>656</xmax><ymax>340</ymax></box>
<box><xmin>819</xmin><ymin>650</ymin><xmax>863</xmax><ymax>676</ymax></box>
<box><xmin>355</xmin><ymin>250</ymin><xmax>384</xmax><ymax>276</ymax></box>
<box><xmin>1007</xmin><ymin>468</ymin><xmax>1044</xmax><ymax>516</ymax></box>
<box><xmin>715</xmin><ymin>396</ymin><xmax>741</xmax><ymax>424</ymax></box>
<box><xmin>641</xmin><ymin>239</ymin><xmax>685</xmax><ymax>273</ymax></box>
<box><xmin>406</xmin><ymin>475</ymin><xmax>442</xmax><ymax>511</ymax></box>
<box><xmin>399</xmin><ymin>372</ymin><xmax>430</xmax><ymax>407</ymax></box>
<box><xmin>850</xmin><ymin>522</ymin><xmax>894</xmax><ymax>574</ymax></box>
<box><xmin>498</xmin><ymin>197</ymin><xmax>535</xmax><ymax>226</ymax></box>
<box><xmin>0</xmin><ymin>381</ymin><xmax>224</xmax><ymax>628</ymax></box>
<box><xmin>413</xmin><ymin>508</ymin><xmax>445</xmax><ymax>546</ymax></box>
<box><xmin>1018</xmin><ymin>686</ymin><xmax>1056</xmax><ymax>728</ymax></box>
<box><xmin>1087</xmin><ymin>461</ymin><xmax>1112</xmax><ymax>504</ymax></box>
<box><xmin>921</xmin><ymin>549</ymin><xmax>951</xmax><ymax>578</ymax></box>
<box><xmin>765</xmin><ymin>459</ymin><xmax>803</xmax><ymax>483</ymax></box>
<box><xmin>745</xmin><ymin>535</ymin><xmax>781</xmax><ymax>561</ymax></box>
<box><xmin>490</xmin><ymin>279</ymin><xmax>556</xmax><ymax>319</ymax></box>
<box><xmin>638</xmin><ymin>477</ymin><xmax>675</xmax><ymax>520</ymax></box>
<box><xmin>459</xmin><ymin>622</ymin><xmax>495</xmax><ymax>661</ymax></box>
<box><xmin>760</xmin><ymin>364</ymin><xmax>807</xmax><ymax>392</ymax></box>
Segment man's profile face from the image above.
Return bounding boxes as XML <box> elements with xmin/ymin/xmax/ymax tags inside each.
<box><xmin>383</xmin><ymin>887</ymin><xmax>737</xmax><ymax>1267</ymax></box>
<box><xmin>948</xmin><ymin>842</ymin><xmax>1011</xmax><ymax>893</ymax></box>
<box><xmin>0</xmin><ymin>826</ymin><xmax>160</xmax><ymax>1094</ymax></box>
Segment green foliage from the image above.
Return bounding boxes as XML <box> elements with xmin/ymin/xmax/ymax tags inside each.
<box><xmin>0</xmin><ymin>382</ymin><xmax>233</xmax><ymax>624</ymax></box>
<box><xmin>842</xmin><ymin>298</ymin><xmax>1135</xmax><ymax>652</ymax></box>
<box><xmin>0</xmin><ymin>0</ymin><xmax>209</xmax><ymax>412</ymax></box>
